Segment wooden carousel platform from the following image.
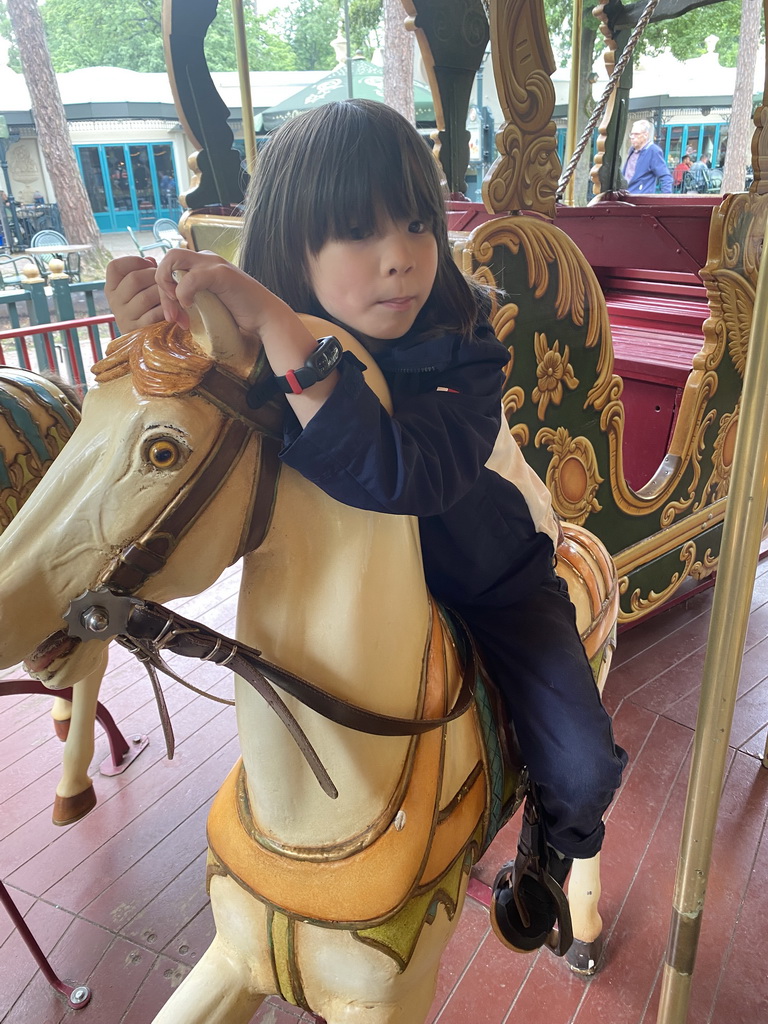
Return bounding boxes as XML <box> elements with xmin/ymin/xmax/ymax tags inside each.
<box><xmin>1</xmin><ymin>560</ymin><xmax>767</xmax><ymax>1024</ymax></box>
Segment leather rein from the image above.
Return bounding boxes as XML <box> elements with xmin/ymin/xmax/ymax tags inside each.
<box><xmin>61</xmin><ymin>360</ymin><xmax>478</xmax><ymax>798</ymax></box>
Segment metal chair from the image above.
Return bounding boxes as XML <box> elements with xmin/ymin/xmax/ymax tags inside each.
<box><xmin>0</xmin><ymin>253</ymin><xmax>38</xmax><ymax>289</ymax></box>
<box><xmin>126</xmin><ymin>225</ymin><xmax>172</xmax><ymax>257</ymax></box>
<box><xmin>29</xmin><ymin>229</ymin><xmax>82</xmax><ymax>282</ymax></box>
<box><xmin>152</xmin><ymin>217</ymin><xmax>184</xmax><ymax>249</ymax></box>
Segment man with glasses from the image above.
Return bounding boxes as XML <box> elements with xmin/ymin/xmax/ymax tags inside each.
<box><xmin>622</xmin><ymin>120</ymin><xmax>673</xmax><ymax>195</ymax></box>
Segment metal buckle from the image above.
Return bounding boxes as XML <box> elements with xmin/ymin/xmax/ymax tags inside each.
<box><xmin>64</xmin><ymin>587</ymin><xmax>140</xmax><ymax>641</ymax></box>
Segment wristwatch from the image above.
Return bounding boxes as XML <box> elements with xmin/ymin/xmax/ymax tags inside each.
<box><xmin>274</xmin><ymin>335</ymin><xmax>343</xmax><ymax>395</ymax></box>
<box><xmin>246</xmin><ymin>336</ymin><xmax>343</xmax><ymax>409</ymax></box>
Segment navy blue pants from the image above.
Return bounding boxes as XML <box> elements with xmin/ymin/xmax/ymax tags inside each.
<box><xmin>458</xmin><ymin>571</ymin><xmax>627</xmax><ymax>860</ymax></box>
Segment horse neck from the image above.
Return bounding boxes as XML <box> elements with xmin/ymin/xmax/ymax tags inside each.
<box><xmin>235</xmin><ymin>462</ymin><xmax>432</xmax><ymax>849</ymax></box>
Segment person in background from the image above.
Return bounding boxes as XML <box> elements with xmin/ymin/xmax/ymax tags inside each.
<box><xmin>689</xmin><ymin>156</ymin><xmax>712</xmax><ymax>193</ymax></box>
<box><xmin>622</xmin><ymin>119</ymin><xmax>673</xmax><ymax>195</ymax></box>
<box><xmin>160</xmin><ymin>172</ymin><xmax>177</xmax><ymax>207</ymax></box>
<box><xmin>673</xmin><ymin>154</ymin><xmax>692</xmax><ymax>192</ymax></box>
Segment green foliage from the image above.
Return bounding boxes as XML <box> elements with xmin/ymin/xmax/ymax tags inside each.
<box><xmin>542</xmin><ymin>0</ymin><xmax>752</xmax><ymax>70</ymax></box>
<box><xmin>0</xmin><ymin>0</ymin><xmax>296</xmax><ymax>74</ymax></box>
<box><xmin>348</xmin><ymin>0</ymin><xmax>382</xmax><ymax>57</ymax></box>
<box><xmin>641</xmin><ymin>1</ymin><xmax>749</xmax><ymax>68</ymax></box>
<box><xmin>281</xmin><ymin>0</ymin><xmax>339</xmax><ymax>70</ymax></box>
<box><xmin>279</xmin><ymin>0</ymin><xmax>382</xmax><ymax>71</ymax></box>
<box><xmin>203</xmin><ymin>3</ymin><xmax>297</xmax><ymax>72</ymax></box>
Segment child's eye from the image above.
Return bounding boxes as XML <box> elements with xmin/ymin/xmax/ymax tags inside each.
<box><xmin>408</xmin><ymin>220</ymin><xmax>428</xmax><ymax>234</ymax></box>
<box><xmin>348</xmin><ymin>226</ymin><xmax>370</xmax><ymax>241</ymax></box>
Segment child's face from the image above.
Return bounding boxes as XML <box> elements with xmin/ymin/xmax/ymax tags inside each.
<box><xmin>308</xmin><ymin>217</ymin><xmax>438</xmax><ymax>344</ymax></box>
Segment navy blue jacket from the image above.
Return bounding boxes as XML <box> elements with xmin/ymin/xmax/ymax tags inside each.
<box><xmin>281</xmin><ymin>321</ymin><xmax>554</xmax><ymax>607</ymax></box>
<box><xmin>622</xmin><ymin>142</ymin><xmax>673</xmax><ymax>194</ymax></box>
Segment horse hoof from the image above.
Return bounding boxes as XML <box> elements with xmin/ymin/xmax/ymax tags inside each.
<box><xmin>565</xmin><ymin>934</ymin><xmax>604</xmax><ymax>975</ymax></box>
<box><xmin>53</xmin><ymin>718</ymin><xmax>71</xmax><ymax>741</ymax></box>
<box><xmin>52</xmin><ymin>785</ymin><xmax>97</xmax><ymax>826</ymax></box>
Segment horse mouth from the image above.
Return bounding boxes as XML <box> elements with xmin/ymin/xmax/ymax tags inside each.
<box><xmin>24</xmin><ymin>630</ymin><xmax>81</xmax><ymax>675</ymax></box>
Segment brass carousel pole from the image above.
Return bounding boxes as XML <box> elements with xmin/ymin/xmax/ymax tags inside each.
<box><xmin>656</xmin><ymin>215</ymin><xmax>768</xmax><ymax>1022</ymax></box>
<box><xmin>563</xmin><ymin>0</ymin><xmax>583</xmax><ymax>206</ymax></box>
<box><xmin>232</xmin><ymin>0</ymin><xmax>257</xmax><ymax>174</ymax></box>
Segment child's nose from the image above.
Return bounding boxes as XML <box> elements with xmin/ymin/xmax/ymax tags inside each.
<box><xmin>382</xmin><ymin>232</ymin><xmax>415</xmax><ymax>275</ymax></box>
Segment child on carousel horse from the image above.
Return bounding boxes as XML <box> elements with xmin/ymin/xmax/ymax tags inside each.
<box><xmin>105</xmin><ymin>98</ymin><xmax>627</xmax><ymax>955</ymax></box>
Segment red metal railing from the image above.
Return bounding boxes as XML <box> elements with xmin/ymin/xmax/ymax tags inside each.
<box><xmin>0</xmin><ymin>313</ymin><xmax>118</xmax><ymax>389</ymax></box>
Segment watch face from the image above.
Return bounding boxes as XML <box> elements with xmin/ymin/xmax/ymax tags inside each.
<box><xmin>313</xmin><ymin>337</ymin><xmax>341</xmax><ymax>378</ymax></box>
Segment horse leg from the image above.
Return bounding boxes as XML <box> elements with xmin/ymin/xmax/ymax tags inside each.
<box><xmin>151</xmin><ymin>874</ymin><xmax>273</xmax><ymax>1024</ymax></box>
<box><xmin>52</xmin><ymin>655</ymin><xmax>106</xmax><ymax>826</ymax></box>
<box><xmin>151</xmin><ymin>937</ymin><xmax>267</xmax><ymax>1024</ymax></box>
<box><xmin>566</xmin><ymin>852</ymin><xmax>603</xmax><ymax>975</ymax></box>
<box><xmin>299</xmin><ymin>886</ymin><xmax>466</xmax><ymax>1024</ymax></box>
<box><xmin>50</xmin><ymin>695</ymin><xmax>72</xmax><ymax>740</ymax></box>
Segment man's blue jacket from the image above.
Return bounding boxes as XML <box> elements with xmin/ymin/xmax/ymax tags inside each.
<box><xmin>622</xmin><ymin>142</ymin><xmax>673</xmax><ymax>194</ymax></box>
<box><xmin>280</xmin><ymin>322</ymin><xmax>554</xmax><ymax>608</ymax></box>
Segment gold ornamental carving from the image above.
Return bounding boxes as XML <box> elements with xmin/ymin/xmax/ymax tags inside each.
<box><xmin>618</xmin><ymin>540</ymin><xmax>718</xmax><ymax>625</ymax></box>
<box><xmin>464</xmin><ymin>217</ymin><xmax>615</xmax><ymax>411</ymax></box>
<box><xmin>701</xmin><ymin>402</ymin><xmax>740</xmax><ymax>506</ymax></box>
<box><xmin>715</xmin><ymin>269</ymin><xmax>753</xmax><ymax>379</ymax></box>
<box><xmin>492</xmin><ymin>300</ymin><xmax>519</xmax><ymax>346</ymax></box>
<box><xmin>618</xmin><ymin>542</ymin><xmax>697</xmax><ymax>623</ymax></box>
<box><xmin>660</xmin><ymin>409</ymin><xmax>717</xmax><ymax>527</ymax></box>
<box><xmin>535</xmin><ymin>426</ymin><xmax>603</xmax><ymax>526</ymax></box>
<box><xmin>509</xmin><ymin>423</ymin><xmax>530</xmax><ymax>448</ymax></box>
<box><xmin>701</xmin><ymin>191</ymin><xmax>764</xmax><ymax>380</ymax></box>
<box><xmin>532</xmin><ymin>332</ymin><xmax>578</xmax><ymax>420</ymax></box>
<box><xmin>482</xmin><ymin>0</ymin><xmax>561</xmax><ymax>217</ymax></box>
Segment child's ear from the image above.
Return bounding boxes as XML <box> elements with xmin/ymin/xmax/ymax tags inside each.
<box><xmin>186</xmin><ymin>288</ymin><xmax>255</xmax><ymax>379</ymax></box>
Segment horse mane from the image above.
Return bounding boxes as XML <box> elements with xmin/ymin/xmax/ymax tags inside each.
<box><xmin>93</xmin><ymin>321</ymin><xmax>214</xmax><ymax>397</ymax></box>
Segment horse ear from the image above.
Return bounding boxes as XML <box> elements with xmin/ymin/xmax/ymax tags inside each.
<box><xmin>185</xmin><ymin>287</ymin><xmax>255</xmax><ymax>379</ymax></box>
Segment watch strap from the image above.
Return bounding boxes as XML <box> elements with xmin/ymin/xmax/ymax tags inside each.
<box><xmin>247</xmin><ymin>336</ymin><xmax>342</xmax><ymax>409</ymax></box>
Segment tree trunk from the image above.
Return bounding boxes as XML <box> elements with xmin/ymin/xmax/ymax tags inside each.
<box><xmin>722</xmin><ymin>0</ymin><xmax>760</xmax><ymax>195</ymax></box>
<box><xmin>383</xmin><ymin>0</ymin><xmax>414</xmax><ymax>123</ymax></box>
<box><xmin>6</xmin><ymin>0</ymin><xmax>110</xmax><ymax>271</ymax></box>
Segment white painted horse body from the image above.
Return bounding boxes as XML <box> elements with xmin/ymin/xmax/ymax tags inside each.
<box><xmin>0</xmin><ymin>296</ymin><xmax>613</xmax><ymax>1021</ymax></box>
<box><xmin>0</xmin><ymin>367</ymin><xmax>106</xmax><ymax>823</ymax></box>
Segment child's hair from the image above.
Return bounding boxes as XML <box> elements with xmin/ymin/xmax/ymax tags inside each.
<box><xmin>239</xmin><ymin>99</ymin><xmax>482</xmax><ymax>338</ymax></box>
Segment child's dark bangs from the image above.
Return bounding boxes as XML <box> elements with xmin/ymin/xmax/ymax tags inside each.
<box><xmin>379</xmin><ymin>141</ymin><xmax>443</xmax><ymax>229</ymax></box>
<box><xmin>310</xmin><ymin>115</ymin><xmax>442</xmax><ymax>246</ymax></box>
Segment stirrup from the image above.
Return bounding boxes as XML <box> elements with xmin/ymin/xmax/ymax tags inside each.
<box><xmin>489</xmin><ymin>793</ymin><xmax>573</xmax><ymax>957</ymax></box>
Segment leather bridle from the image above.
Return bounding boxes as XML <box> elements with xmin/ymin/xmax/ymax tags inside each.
<box><xmin>96</xmin><ymin>363</ymin><xmax>283</xmax><ymax>597</ymax></box>
<box><xmin>60</xmin><ymin>356</ymin><xmax>478</xmax><ymax>797</ymax></box>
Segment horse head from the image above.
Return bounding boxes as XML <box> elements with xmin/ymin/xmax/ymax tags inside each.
<box><xmin>0</xmin><ymin>292</ymin><xmax>277</xmax><ymax>689</ymax></box>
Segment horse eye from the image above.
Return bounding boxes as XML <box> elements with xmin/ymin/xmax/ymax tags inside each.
<box><xmin>146</xmin><ymin>439</ymin><xmax>180</xmax><ymax>469</ymax></box>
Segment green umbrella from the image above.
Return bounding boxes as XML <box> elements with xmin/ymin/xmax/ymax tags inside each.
<box><xmin>260</xmin><ymin>59</ymin><xmax>436</xmax><ymax>132</ymax></box>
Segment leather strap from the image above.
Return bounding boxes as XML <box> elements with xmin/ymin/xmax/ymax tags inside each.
<box><xmin>99</xmin><ymin>367</ymin><xmax>283</xmax><ymax>594</ymax></box>
<box><xmin>99</xmin><ymin>418</ymin><xmax>253</xmax><ymax>594</ymax></box>
<box><xmin>194</xmin><ymin>363</ymin><xmax>285</xmax><ymax>440</ymax></box>
<box><xmin>123</xmin><ymin>597</ymin><xmax>477</xmax><ymax>738</ymax></box>
<box><xmin>233</xmin><ymin>434</ymin><xmax>281</xmax><ymax>562</ymax></box>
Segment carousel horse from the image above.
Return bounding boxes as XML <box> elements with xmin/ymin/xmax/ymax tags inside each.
<box><xmin>0</xmin><ymin>366</ymin><xmax>110</xmax><ymax>825</ymax></box>
<box><xmin>0</xmin><ymin>293</ymin><xmax>617</xmax><ymax>1022</ymax></box>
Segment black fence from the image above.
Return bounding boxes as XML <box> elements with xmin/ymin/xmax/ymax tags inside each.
<box><xmin>0</xmin><ymin>202</ymin><xmax>64</xmax><ymax>252</ymax></box>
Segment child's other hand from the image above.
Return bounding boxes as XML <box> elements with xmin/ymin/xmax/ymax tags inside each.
<box><xmin>155</xmin><ymin>248</ymin><xmax>336</xmax><ymax>426</ymax></box>
<box><xmin>155</xmin><ymin>248</ymin><xmax>285</xmax><ymax>341</ymax></box>
<box><xmin>105</xmin><ymin>256</ymin><xmax>163</xmax><ymax>335</ymax></box>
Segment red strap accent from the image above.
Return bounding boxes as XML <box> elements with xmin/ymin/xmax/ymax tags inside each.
<box><xmin>285</xmin><ymin>369</ymin><xmax>303</xmax><ymax>395</ymax></box>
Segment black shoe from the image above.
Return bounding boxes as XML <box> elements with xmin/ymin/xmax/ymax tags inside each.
<box><xmin>490</xmin><ymin>797</ymin><xmax>574</xmax><ymax>956</ymax></box>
